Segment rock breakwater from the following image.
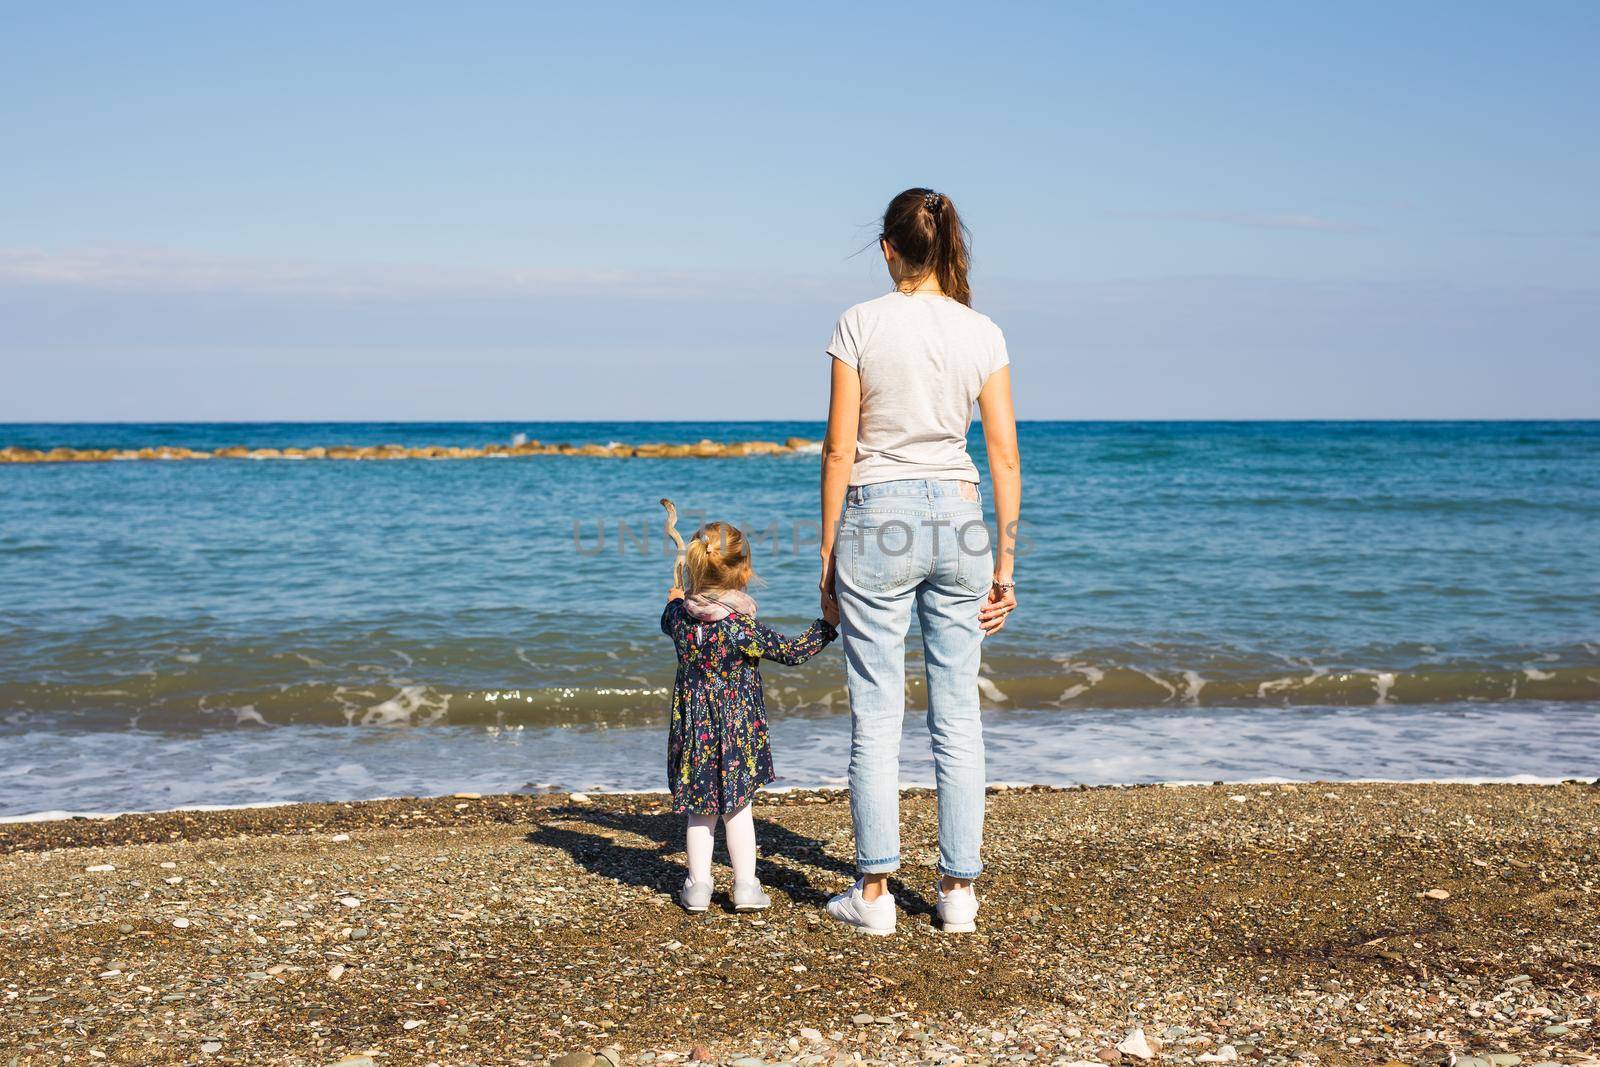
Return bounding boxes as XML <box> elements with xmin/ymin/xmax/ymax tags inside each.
<box><xmin>0</xmin><ymin>438</ymin><xmax>820</xmax><ymax>464</ymax></box>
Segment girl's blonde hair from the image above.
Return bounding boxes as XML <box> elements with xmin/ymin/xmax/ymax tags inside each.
<box><xmin>684</xmin><ymin>521</ymin><xmax>753</xmax><ymax>594</ymax></box>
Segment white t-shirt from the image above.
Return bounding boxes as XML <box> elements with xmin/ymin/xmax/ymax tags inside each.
<box><xmin>827</xmin><ymin>291</ymin><xmax>1010</xmax><ymax>486</ymax></box>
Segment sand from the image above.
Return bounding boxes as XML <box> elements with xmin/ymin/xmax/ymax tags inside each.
<box><xmin>2</xmin><ymin>782</ymin><xmax>1597</xmax><ymax>1066</ymax></box>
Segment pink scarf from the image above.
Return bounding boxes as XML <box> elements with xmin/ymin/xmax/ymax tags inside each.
<box><xmin>682</xmin><ymin>589</ymin><xmax>757</xmax><ymax>621</ymax></box>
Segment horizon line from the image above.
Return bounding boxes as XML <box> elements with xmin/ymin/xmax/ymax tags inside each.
<box><xmin>3</xmin><ymin>417</ymin><xmax>1596</xmax><ymax>427</ymax></box>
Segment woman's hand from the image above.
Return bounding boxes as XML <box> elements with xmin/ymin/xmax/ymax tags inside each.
<box><xmin>818</xmin><ymin>552</ymin><xmax>838</xmax><ymax>620</ymax></box>
<box><xmin>978</xmin><ymin>579</ymin><xmax>1016</xmax><ymax>636</ymax></box>
<box><xmin>668</xmin><ymin>586</ymin><xmax>685</xmax><ymax>602</ymax></box>
<box><xmin>820</xmin><ymin>550</ymin><xmax>840</xmax><ymax>620</ymax></box>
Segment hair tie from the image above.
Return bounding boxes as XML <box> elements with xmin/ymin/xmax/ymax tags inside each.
<box><xmin>924</xmin><ymin>190</ymin><xmax>942</xmax><ymax>214</ymax></box>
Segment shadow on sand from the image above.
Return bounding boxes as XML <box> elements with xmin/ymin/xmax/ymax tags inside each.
<box><xmin>525</xmin><ymin>804</ymin><xmax>934</xmax><ymax>917</ymax></box>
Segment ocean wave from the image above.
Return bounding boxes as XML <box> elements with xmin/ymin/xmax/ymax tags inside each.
<box><xmin>3</xmin><ymin>662</ymin><xmax>1596</xmax><ymax>732</ymax></box>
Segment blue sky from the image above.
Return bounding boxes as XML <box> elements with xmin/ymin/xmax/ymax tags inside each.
<box><xmin>2</xmin><ymin>2</ymin><xmax>1596</xmax><ymax>420</ymax></box>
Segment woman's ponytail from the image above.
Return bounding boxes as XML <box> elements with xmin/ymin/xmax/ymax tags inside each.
<box><xmin>880</xmin><ymin>187</ymin><xmax>972</xmax><ymax>306</ymax></box>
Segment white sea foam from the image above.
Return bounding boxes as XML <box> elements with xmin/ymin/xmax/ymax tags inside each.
<box><xmin>5</xmin><ymin>769</ymin><xmax>1588</xmax><ymax>826</ymax></box>
<box><xmin>1056</xmin><ymin>664</ymin><xmax>1104</xmax><ymax>703</ymax></box>
<box><xmin>1523</xmin><ymin>667</ymin><xmax>1555</xmax><ymax>681</ymax></box>
<box><xmin>234</xmin><ymin>705</ymin><xmax>269</xmax><ymax>727</ymax></box>
<box><xmin>348</xmin><ymin>684</ymin><xmax>451</xmax><ymax>727</ymax></box>
<box><xmin>0</xmin><ymin>799</ymin><xmax>306</xmax><ymax>825</ymax></box>
<box><xmin>4</xmin><ymin>703</ymin><xmax>1597</xmax><ymax>821</ymax></box>
<box><xmin>1257</xmin><ymin>664</ymin><xmax>1327</xmax><ymax>699</ymax></box>
<box><xmin>1256</xmin><ymin>676</ymin><xmax>1295</xmax><ymax>699</ymax></box>
<box><xmin>1135</xmin><ymin>669</ymin><xmax>1177</xmax><ymax>701</ymax></box>
<box><xmin>976</xmin><ymin>677</ymin><xmax>1009</xmax><ymax>703</ymax></box>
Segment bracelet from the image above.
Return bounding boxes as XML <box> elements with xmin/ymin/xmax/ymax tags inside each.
<box><xmin>992</xmin><ymin>579</ymin><xmax>1015</xmax><ymax>593</ymax></box>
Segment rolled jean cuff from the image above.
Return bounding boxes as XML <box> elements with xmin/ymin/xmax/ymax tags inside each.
<box><xmin>938</xmin><ymin>864</ymin><xmax>983</xmax><ymax>880</ymax></box>
<box><xmin>857</xmin><ymin>855</ymin><xmax>900</xmax><ymax>874</ymax></box>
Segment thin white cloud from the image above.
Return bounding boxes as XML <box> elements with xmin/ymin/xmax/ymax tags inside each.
<box><xmin>0</xmin><ymin>246</ymin><xmax>792</xmax><ymax>300</ymax></box>
<box><xmin>1110</xmin><ymin>210</ymin><xmax>1368</xmax><ymax>233</ymax></box>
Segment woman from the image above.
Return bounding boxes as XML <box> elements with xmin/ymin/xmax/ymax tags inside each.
<box><xmin>818</xmin><ymin>187</ymin><xmax>1021</xmax><ymax>935</ymax></box>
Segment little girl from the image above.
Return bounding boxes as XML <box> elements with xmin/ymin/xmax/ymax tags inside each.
<box><xmin>661</xmin><ymin>521</ymin><xmax>838</xmax><ymax>912</ymax></box>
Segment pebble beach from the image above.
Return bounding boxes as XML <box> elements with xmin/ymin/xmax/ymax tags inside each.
<box><xmin>3</xmin><ymin>782</ymin><xmax>1597</xmax><ymax>1066</ymax></box>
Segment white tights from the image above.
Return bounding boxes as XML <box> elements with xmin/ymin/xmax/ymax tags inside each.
<box><xmin>685</xmin><ymin>803</ymin><xmax>756</xmax><ymax>884</ymax></box>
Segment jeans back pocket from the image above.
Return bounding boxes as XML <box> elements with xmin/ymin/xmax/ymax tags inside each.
<box><xmin>841</xmin><ymin>509</ymin><xmax>920</xmax><ymax>593</ymax></box>
<box><xmin>949</xmin><ymin>512</ymin><xmax>994</xmax><ymax>594</ymax></box>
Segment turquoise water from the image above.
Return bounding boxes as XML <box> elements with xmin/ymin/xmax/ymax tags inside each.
<box><xmin>2</xmin><ymin>421</ymin><xmax>1597</xmax><ymax>814</ymax></box>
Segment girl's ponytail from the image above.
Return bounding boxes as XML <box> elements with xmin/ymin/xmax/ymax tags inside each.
<box><xmin>880</xmin><ymin>187</ymin><xmax>972</xmax><ymax>306</ymax></box>
<box><xmin>683</xmin><ymin>521</ymin><xmax>753</xmax><ymax>594</ymax></box>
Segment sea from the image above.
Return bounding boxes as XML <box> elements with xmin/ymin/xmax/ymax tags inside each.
<box><xmin>1</xmin><ymin>420</ymin><xmax>1596</xmax><ymax>817</ymax></box>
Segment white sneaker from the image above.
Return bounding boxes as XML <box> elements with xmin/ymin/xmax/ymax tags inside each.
<box><xmin>935</xmin><ymin>880</ymin><xmax>979</xmax><ymax>932</ymax></box>
<box><xmin>679</xmin><ymin>877</ymin><xmax>712</xmax><ymax>913</ymax></box>
<box><xmin>825</xmin><ymin>878</ymin><xmax>896</xmax><ymax>936</ymax></box>
<box><xmin>732</xmin><ymin>878</ymin><xmax>770</xmax><ymax>912</ymax></box>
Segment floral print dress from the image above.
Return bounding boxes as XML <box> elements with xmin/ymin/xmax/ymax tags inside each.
<box><xmin>661</xmin><ymin>597</ymin><xmax>836</xmax><ymax>815</ymax></box>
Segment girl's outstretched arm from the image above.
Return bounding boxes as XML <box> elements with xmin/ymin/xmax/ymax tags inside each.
<box><xmin>737</xmin><ymin>617</ymin><xmax>837</xmax><ymax>665</ymax></box>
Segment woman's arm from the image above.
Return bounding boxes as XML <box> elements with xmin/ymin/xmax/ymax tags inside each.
<box><xmin>976</xmin><ymin>365</ymin><xmax>1020</xmax><ymax>636</ymax></box>
<box><xmin>819</xmin><ymin>358</ymin><xmax>861</xmax><ymax>616</ymax></box>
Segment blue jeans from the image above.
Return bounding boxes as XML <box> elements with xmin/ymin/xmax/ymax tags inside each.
<box><xmin>835</xmin><ymin>478</ymin><xmax>991</xmax><ymax>880</ymax></box>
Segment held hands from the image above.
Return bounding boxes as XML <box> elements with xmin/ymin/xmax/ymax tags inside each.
<box><xmin>978</xmin><ymin>574</ymin><xmax>1016</xmax><ymax>637</ymax></box>
<box><xmin>818</xmin><ymin>551</ymin><xmax>838</xmax><ymax>622</ymax></box>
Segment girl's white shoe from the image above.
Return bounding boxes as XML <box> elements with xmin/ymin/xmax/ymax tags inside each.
<box><xmin>825</xmin><ymin>878</ymin><xmax>896</xmax><ymax>935</ymax></box>
<box><xmin>935</xmin><ymin>880</ymin><xmax>979</xmax><ymax>932</ymax></box>
<box><xmin>732</xmin><ymin>878</ymin><xmax>771</xmax><ymax>911</ymax></box>
<box><xmin>679</xmin><ymin>877</ymin><xmax>712</xmax><ymax>913</ymax></box>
